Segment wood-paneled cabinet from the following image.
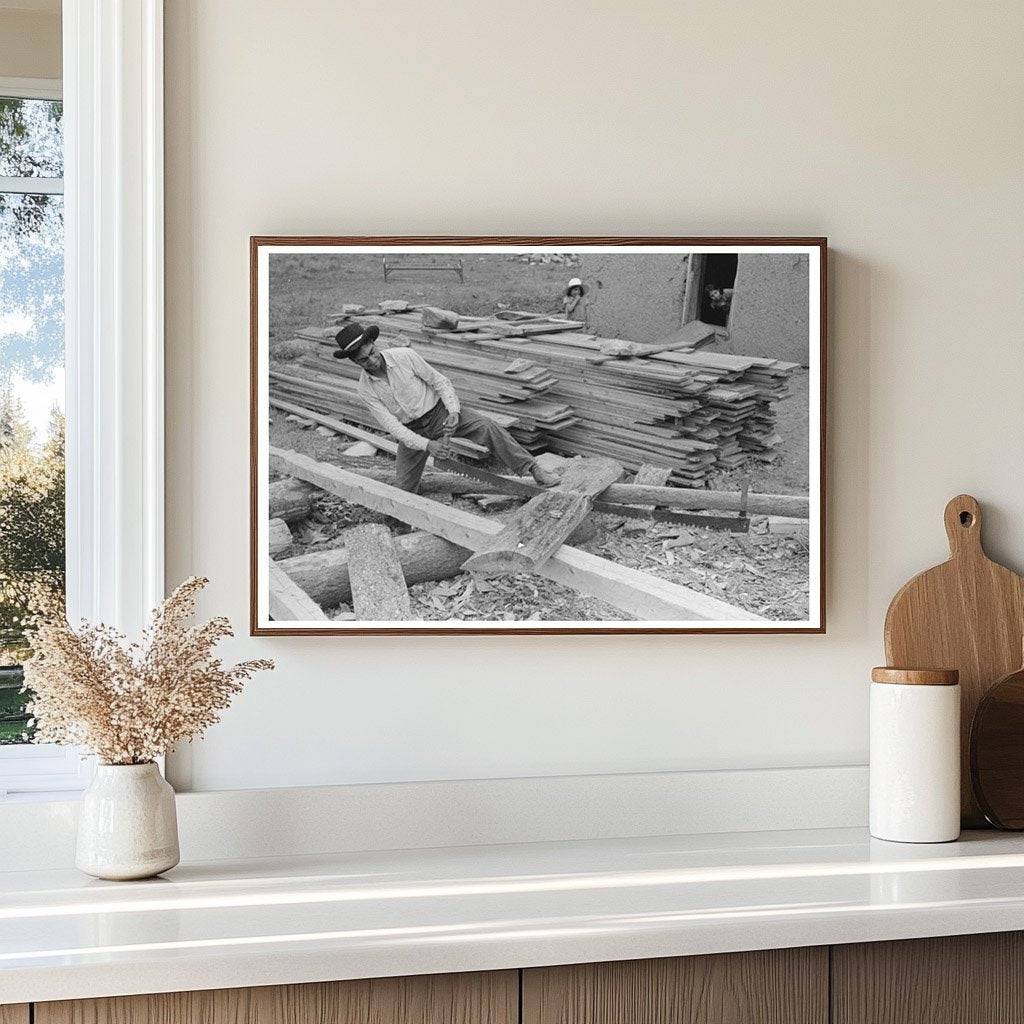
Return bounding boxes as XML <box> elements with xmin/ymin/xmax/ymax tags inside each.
<box><xmin>832</xmin><ymin>932</ymin><xmax>1024</xmax><ymax>1024</ymax></box>
<box><xmin>522</xmin><ymin>948</ymin><xmax>828</xmax><ymax>1024</ymax></box>
<box><xmin>18</xmin><ymin>932</ymin><xmax>1024</xmax><ymax>1024</ymax></box>
<box><xmin>33</xmin><ymin>972</ymin><xmax>517</xmax><ymax>1024</ymax></box>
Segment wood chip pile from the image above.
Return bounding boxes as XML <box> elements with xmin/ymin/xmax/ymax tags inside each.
<box><xmin>269</xmin><ymin>304</ymin><xmax>798</xmax><ymax>486</ymax></box>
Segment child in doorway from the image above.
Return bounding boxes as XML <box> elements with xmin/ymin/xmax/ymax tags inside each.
<box><xmin>561</xmin><ymin>277</ymin><xmax>589</xmax><ymax>326</ymax></box>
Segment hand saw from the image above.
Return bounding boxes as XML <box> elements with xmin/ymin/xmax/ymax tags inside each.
<box><xmin>432</xmin><ymin>454</ymin><xmax>750</xmax><ymax>533</ymax></box>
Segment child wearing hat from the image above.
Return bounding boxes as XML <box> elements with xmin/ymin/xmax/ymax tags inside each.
<box><xmin>561</xmin><ymin>278</ymin><xmax>589</xmax><ymax>325</ymax></box>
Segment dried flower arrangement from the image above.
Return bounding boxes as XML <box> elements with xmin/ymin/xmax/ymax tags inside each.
<box><xmin>22</xmin><ymin>576</ymin><xmax>273</xmax><ymax>765</ymax></box>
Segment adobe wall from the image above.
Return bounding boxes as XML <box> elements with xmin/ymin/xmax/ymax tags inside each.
<box><xmin>720</xmin><ymin>253</ymin><xmax>811</xmax><ymax>365</ymax></box>
<box><xmin>577</xmin><ymin>254</ymin><xmax>689</xmax><ymax>343</ymax></box>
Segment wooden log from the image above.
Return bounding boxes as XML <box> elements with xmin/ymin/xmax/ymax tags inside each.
<box><xmin>598</xmin><ymin>483</ymin><xmax>808</xmax><ymax>518</ymax></box>
<box><xmin>463</xmin><ymin>489</ymin><xmax>594</xmax><ymax>576</ymax></box>
<box><xmin>268</xmin><ymin>518</ymin><xmax>293</xmax><ymax>557</ymax></box>
<box><xmin>462</xmin><ymin>457</ymin><xmax>623</xmax><ymax>576</ymax></box>
<box><xmin>268</xmin><ymin>562</ymin><xmax>327</xmax><ymax>621</ymax></box>
<box><xmin>268</xmin><ymin>448</ymin><xmax>760</xmax><ymax>622</ymax></box>
<box><xmin>269</xmin><ymin>478</ymin><xmax>320</xmax><ymax>522</ymax></box>
<box><xmin>342</xmin><ymin>523</ymin><xmax>411</xmax><ymax>620</ymax></box>
<box><xmin>282</xmin><ymin>531</ymin><xmax>468</xmax><ymax>608</ymax></box>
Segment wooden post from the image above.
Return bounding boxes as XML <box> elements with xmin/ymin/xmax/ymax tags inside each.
<box><xmin>341</xmin><ymin>524</ymin><xmax>412</xmax><ymax>621</ymax></box>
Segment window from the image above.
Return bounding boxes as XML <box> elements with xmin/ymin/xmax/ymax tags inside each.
<box><xmin>0</xmin><ymin>79</ymin><xmax>85</xmax><ymax>797</ymax></box>
<box><xmin>0</xmin><ymin>5</ymin><xmax>166</xmax><ymax>797</ymax></box>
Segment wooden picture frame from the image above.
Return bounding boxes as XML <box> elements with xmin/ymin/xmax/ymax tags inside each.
<box><xmin>251</xmin><ymin>236</ymin><xmax>827</xmax><ymax>635</ymax></box>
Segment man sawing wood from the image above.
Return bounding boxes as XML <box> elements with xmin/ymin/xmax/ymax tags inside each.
<box><xmin>334</xmin><ymin>322</ymin><xmax>561</xmax><ymax>492</ymax></box>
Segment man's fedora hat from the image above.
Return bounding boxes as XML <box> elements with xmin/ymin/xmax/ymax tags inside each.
<box><xmin>333</xmin><ymin>323</ymin><xmax>380</xmax><ymax>359</ymax></box>
<box><xmin>565</xmin><ymin>277</ymin><xmax>587</xmax><ymax>296</ymax></box>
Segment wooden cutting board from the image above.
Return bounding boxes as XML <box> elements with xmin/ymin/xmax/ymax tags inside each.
<box><xmin>884</xmin><ymin>494</ymin><xmax>1024</xmax><ymax>826</ymax></box>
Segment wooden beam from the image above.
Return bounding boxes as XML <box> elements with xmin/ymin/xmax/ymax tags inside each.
<box><xmin>272</xmin><ymin>397</ymin><xmax>399</xmax><ymax>453</ymax></box>
<box><xmin>463</xmin><ymin>457</ymin><xmax>623</xmax><ymax>576</ymax></box>
<box><xmin>268</xmin><ymin>562</ymin><xmax>327</xmax><ymax>621</ymax></box>
<box><xmin>270</xmin><ymin>397</ymin><xmax>485</xmax><ymax>459</ymax></box>
<box><xmin>342</xmin><ymin>523</ymin><xmax>411</xmax><ymax>620</ymax></box>
<box><xmin>269</xmin><ymin>447</ymin><xmax>761</xmax><ymax>622</ymax></box>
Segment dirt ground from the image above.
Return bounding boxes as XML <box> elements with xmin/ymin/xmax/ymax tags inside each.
<box><xmin>267</xmin><ymin>253</ymin><xmax>812</xmax><ymax>623</ymax></box>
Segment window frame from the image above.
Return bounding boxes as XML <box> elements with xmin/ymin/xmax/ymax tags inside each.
<box><xmin>0</xmin><ymin>0</ymin><xmax>165</xmax><ymax>799</ymax></box>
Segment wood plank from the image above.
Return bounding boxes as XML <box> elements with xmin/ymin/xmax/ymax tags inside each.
<box><xmin>342</xmin><ymin>523</ymin><xmax>411</xmax><ymax>620</ymax></box>
<box><xmin>463</xmin><ymin>457</ymin><xmax>623</xmax><ymax>576</ymax></box>
<box><xmin>269</xmin><ymin>448</ymin><xmax>762</xmax><ymax>621</ymax></box>
<box><xmin>832</xmin><ymin>933</ymin><xmax>1024</xmax><ymax>1024</ymax></box>
<box><xmin>0</xmin><ymin>1006</ymin><xmax>29</xmax><ymax>1024</ymax></box>
<box><xmin>522</xmin><ymin>949</ymin><xmax>827</xmax><ymax>1024</ymax></box>
<box><xmin>268</xmin><ymin>561</ymin><xmax>327</xmax><ymax>621</ymax></box>
<box><xmin>36</xmin><ymin>971</ymin><xmax>517</xmax><ymax>1024</ymax></box>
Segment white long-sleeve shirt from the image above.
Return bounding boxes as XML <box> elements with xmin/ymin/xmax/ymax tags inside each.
<box><xmin>357</xmin><ymin>347</ymin><xmax>460</xmax><ymax>451</ymax></box>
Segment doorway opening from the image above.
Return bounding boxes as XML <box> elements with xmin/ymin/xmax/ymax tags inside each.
<box><xmin>697</xmin><ymin>253</ymin><xmax>739</xmax><ymax>327</ymax></box>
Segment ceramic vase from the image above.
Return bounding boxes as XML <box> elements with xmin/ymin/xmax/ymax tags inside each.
<box><xmin>76</xmin><ymin>762</ymin><xmax>180</xmax><ymax>880</ymax></box>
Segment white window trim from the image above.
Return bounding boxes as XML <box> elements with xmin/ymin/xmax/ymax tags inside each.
<box><xmin>64</xmin><ymin>0</ymin><xmax>164</xmax><ymax>636</ymax></box>
<box><xmin>0</xmin><ymin>76</ymin><xmax>62</xmax><ymax>101</ymax></box>
<box><xmin>0</xmin><ymin>2</ymin><xmax>165</xmax><ymax>798</ymax></box>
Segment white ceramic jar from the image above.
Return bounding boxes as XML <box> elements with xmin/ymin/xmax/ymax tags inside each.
<box><xmin>869</xmin><ymin>667</ymin><xmax>961</xmax><ymax>843</ymax></box>
<box><xmin>76</xmin><ymin>762</ymin><xmax>180</xmax><ymax>880</ymax></box>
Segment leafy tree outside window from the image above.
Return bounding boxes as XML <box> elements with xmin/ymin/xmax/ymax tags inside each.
<box><xmin>0</xmin><ymin>94</ymin><xmax>65</xmax><ymax>745</ymax></box>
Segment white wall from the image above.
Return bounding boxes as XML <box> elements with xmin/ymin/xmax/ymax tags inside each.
<box><xmin>164</xmin><ymin>0</ymin><xmax>1024</xmax><ymax>792</ymax></box>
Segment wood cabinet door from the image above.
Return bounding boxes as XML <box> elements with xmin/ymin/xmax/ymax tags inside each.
<box><xmin>523</xmin><ymin>948</ymin><xmax>828</xmax><ymax>1024</ymax></box>
<box><xmin>35</xmin><ymin>971</ymin><xmax>517</xmax><ymax>1024</ymax></box>
<box><xmin>832</xmin><ymin>932</ymin><xmax>1024</xmax><ymax>1024</ymax></box>
<box><xmin>0</xmin><ymin>1006</ymin><xmax>29</xmax><ymax>1024</ymax></box>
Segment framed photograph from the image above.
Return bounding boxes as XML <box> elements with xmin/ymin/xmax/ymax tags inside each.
<box><xmin>250</xmin><ymin>237</ymin><xmax>826</xmax><ymax>635</ymax></box>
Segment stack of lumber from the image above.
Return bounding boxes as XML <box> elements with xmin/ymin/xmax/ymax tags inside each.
<box><xmin>279</xmin><ymin>323</ymin><xmax>577</xmax><ymax>451</ymax></box>
<box><xmin>269</xmin><ymin>306</ymin><xmax>797</xmax><ymax>486</ymax></box>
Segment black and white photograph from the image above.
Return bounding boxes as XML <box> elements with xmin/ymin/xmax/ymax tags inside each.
<box><xmin>251</xmin><ymin>239</ymin><xmax>824</xmax><ymax>634</ymax></box>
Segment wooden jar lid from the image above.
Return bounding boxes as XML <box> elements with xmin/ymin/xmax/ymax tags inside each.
<box><xmin>871</xmin><ymin>667</ymin><xmax>960</xmax><ymax>686</ymax></box>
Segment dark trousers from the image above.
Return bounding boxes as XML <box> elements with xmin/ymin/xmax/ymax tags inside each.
<box><xmin>395</xmin><ymin>402</ymin><xmax>534</xmax><ymax>492</ymax></box>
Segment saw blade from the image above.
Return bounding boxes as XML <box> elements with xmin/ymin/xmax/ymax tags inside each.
<box><xmin>433</xmin><ymin>455</ymin><xmax>542</xmax><ymax>498</ymax></box>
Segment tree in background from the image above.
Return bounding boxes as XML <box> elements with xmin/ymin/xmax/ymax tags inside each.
<box><xmin>0</xmin><ymin>393</ymin><xmax>65</xmax><ymax>742</ymax></box>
